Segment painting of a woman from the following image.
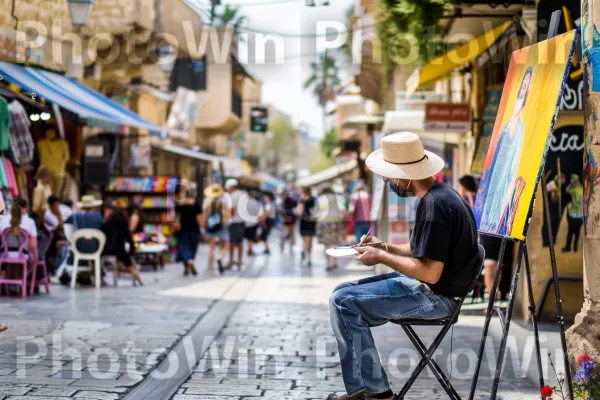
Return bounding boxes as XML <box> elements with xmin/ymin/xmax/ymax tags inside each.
<box><xmin>479</xmin><ymin>67</ymin><xmax>533</xmax><ymax>236</ymax></box>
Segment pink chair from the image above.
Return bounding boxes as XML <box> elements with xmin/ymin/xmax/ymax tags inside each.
<box><xmin>0</xmin><ymin>228</ymin><xmax>31</xmax><ymax>298</ymax></box>
<box><xmin>30</xmin><ymin>231</ymin><xmax>52</xmax><ymax>296</ymax></box>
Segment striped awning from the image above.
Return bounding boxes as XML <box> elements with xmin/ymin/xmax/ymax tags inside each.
<box><xmin>0</xmin><ymin>62</ymin><xmax>166</xmax><ymax>136</ymax></box>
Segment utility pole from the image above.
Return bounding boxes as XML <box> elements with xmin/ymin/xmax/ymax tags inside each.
<box><xmin>566</xmin><ymin>0</ymin><xmax>600</xmax><ymax>364</ymax></box>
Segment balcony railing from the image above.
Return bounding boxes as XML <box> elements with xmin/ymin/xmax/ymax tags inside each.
<box><xmin>232</xmin><ymin>90</ymin><xmax>242</xmax><ymax>119</ymax></box>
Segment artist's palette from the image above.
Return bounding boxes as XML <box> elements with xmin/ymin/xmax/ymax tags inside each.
<box><xmin>326</xmin><ymin>246</ymin><xmax>359</xmax><ymax>258</ymax></box>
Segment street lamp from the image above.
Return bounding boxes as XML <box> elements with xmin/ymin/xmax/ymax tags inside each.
<box><xmin>158</xmin><ymin>46</ymin><xmax>177</xmax><ymax>74</ymax></box>
<box><xmin>67</xmin><ymin>0</ymin><xmax>94</xmax><ymax>28</ymax></box>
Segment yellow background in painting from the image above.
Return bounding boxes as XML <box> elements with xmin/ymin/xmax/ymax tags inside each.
<box><xmin>484</xmin><ymin>30</ymin><xmax>576</xmax><ymax>239</ymax></box>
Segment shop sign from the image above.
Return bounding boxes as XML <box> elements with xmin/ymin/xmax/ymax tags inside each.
<box><xmin>424</xmin><ymin>102</ymin><xmax>471</xmax><ymax>132</ymax></box>
<box><xmin>166</xmin><ymin>87</ymin><xmax>200</xmax><ymax>140</ymax></box>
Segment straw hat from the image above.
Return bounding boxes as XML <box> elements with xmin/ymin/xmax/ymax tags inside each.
<box><xmin>79</xmin><ymin>195</ymin><xmax>103</xmax><ymax>209</ymax></box>
<box><xmin>204</xmin><ymin>184</ymin><xmax>224</xmax><ymax>198</ymax></box>
<box><xmin>365</xmin><ymin>132</ymin><xmax>445</xmax><ymax>180</ymax></box>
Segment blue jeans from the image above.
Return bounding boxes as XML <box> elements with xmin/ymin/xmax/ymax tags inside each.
<box><xmin>329</xmin><ymin>272</ymin><xmax>458</xmax><ymax>397</ymax></box>
<box><xmin>354</xmin><ymin>221</ymin><xmax>371</xmax><ymax>243</ymax></box>
<box><xmin>178</xmin><ymin>232</ymin><xmax>200</xmax><ymax>265</ymax></box>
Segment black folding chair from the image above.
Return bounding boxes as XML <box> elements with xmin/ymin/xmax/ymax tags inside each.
<box><xmin>391</xmin><ymin>244</ymin><xmax>485</xmax><ymax>400</ymax></box>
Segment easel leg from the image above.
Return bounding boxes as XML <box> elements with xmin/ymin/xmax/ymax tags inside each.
<box><xmin>523</xmin><ymin>243</ymin><xmax>545</xmax><ymax>391</ymax></box>
<box><xmin>541</xmin><ymin>174</ymin><xmax>574</xmax><ymax>398</ymax></box>
<box><xmin>468</xmin><ymin>238</ymin><xmax>507</xmax><ymax>400</ymax></box>
<box><xmin>490</xmin><ymin>242</ymin><xmax>526</xmax><ymax>400</ymax></box>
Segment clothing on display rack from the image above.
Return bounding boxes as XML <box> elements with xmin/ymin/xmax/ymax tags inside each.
<box><xmin>0</xmin><ymin>159</ymin><xmax>8</xmax><ymax>188</ymax></box>
<box><xmin>0</xmin><ymin>97</ymin><xmax>10</xmax><ymax>152</ymax></box>
<box><xmin>8</xmin><ymin>100</ymin><xmax>34</xmax><ymax>165</ymax></box>
<box><xmin>0</xmin><ymin>158</ymin><xmax>19</xmax><ymax>211</ymax></box>
<box><xmin>2</xmin><ymin>158</ymin><xmax>18</xmax><ymax>197</ymax></box>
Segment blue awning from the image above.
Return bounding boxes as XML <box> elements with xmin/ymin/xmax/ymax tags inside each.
<box><xmin>0</xmin><ymin>62</ymin><xmax>166</xmax><ymax>136</ymax></box>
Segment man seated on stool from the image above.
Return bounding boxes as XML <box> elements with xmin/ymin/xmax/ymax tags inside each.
<box><xmin>327</xmin><ymin>132</ymin><xmax>481</xmax><ymax>400</ymax></box>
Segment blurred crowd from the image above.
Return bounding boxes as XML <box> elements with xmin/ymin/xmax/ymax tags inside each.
<box><xmin>176</xmin><ymin>178</ymin><xmax>375</xmax><ymax>274</ymax></box>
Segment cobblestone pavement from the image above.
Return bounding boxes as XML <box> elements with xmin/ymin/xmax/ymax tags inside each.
<box><xmin>0</xmin><ymin>242</ymin><xmax>559</xmax><ymax>399</ymax></box>
<box><xmin>0</xmin><ymin>245</ymin><xmax>249</xmax><ymax>400</ymax></box>
<box><xmin>171</xmin><ymin>248</ymin><xmax>545</xmax><ymax>400</ymax></box>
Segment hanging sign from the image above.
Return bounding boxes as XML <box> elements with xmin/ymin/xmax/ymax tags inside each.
<box><xmin>425</xmin><ymin>103</ymin><xmax>471</xmax><ymax>132</ymax></box>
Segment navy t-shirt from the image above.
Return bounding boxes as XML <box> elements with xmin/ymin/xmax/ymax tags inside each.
<box><xmin>410</xmin><ymin>182</ymin><xmax>480</xmax><ymax>297</ymax></box>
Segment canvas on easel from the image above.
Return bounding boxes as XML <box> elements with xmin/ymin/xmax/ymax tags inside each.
<box><xmin>474</xmin><ymin>30</ymin><xmax>578</xmax><ymax>240</ymax></box>
<box><xmin>469</xmin><ymin>29</ymin><xmax>579</xmax><ymax>400</ymax></box>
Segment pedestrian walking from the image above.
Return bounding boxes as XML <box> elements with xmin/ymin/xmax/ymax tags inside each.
<box><xmin>102</xmin><ymin>208</ymin><xmax>143</xmax><ymax>286</ymax></box>
<box><xmin>298</xmin><ymin>187</ymin><xmax>317</xmax><ymax>267</ymax></box>
<box><xmin>348</xmin><ymin>180</ymin><xmax>372</xmax><ymax>243</ymax></box>
<box><xmin>563</xmin><ymin>173</ymin><xmax>584</xmax><ymax>252</ymax></box>
<box><xmin>224</xmin><ymin>179</ymin><xmax>245</xmax><ymax>269</ymax></box>
<box><xmin>174</xmin><ymin>182</ymin><xmax>201</xmax><ymax>276</ymax></box>
<box><xmin>280</xmin><ymin>190</ymin><xmax>298</xmax><ymax>253</ymax></box>
<box><xmin>328</xmin><ymin>132</ymin><xmax>480</xmax><ymax>400</ymax></box>
<box><xmin>257</xmin><ymin>192</ymin><xmax>276</xmax><ymax>254</ymax></box>
<box><xmin>128</xmin><ymin>203</ymin><xmax>143</xmax><ymax>234</ymax></box>
<box><xmin>243</xmin><ymin>189</ymin><xmax>263</xmax><ymax>256</ymax></box>
<box><xmin>317</xmin><ymin>187</ymin><xmax>346</xmax><ymax>271</ymax></box>
<box><xmin>202</xmin><ymin>184</ymin><xmax>230</xmax><ymax>273</ymax></box>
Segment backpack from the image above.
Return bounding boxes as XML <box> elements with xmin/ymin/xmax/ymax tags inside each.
<box><xmin>206</xmin><ymin>198</ymin><xmax>223</xmax><ymax>233</ymax></box>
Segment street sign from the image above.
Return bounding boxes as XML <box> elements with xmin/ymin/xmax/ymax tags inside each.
<box><xmin>251</xmin><ymin>106</ymin><xmax>268</xmax><ymax>133</ymax></box>
<box><xmin>424</xmin><ymin>102</ymin><xmax>471</xmax><ymax>132</ymax></box>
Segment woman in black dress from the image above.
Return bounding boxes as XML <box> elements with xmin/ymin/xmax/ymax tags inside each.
<box><xmin>128</xmin><ymin>204</ymin><xmax>143</xmax><ymax>234</ymax></box>
<box><xmin>298</xmin><ymin>187</ymin><xmax>317</xmax><ymax>267</ymax></box>
<box><xmin>103</xmin><ymin>208</ymin><xmax>143</xmax><ymax>286</ymax></box>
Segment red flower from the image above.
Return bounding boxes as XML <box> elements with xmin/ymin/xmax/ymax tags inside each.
<box><xmin>541</xmin><ymin>385</ymin><xmax>553</xmax><ymax>397</ymax></box>
<box><xmin>577</xmin><ymin>354</ymin><xmax>591</xmax><ymax>365</ymax></box>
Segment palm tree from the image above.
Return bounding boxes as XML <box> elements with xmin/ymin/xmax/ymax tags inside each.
<box><xmin>210</xmin><ymin>4</ymin><xmax>247</xmax><ymax>42</ymax></box>
<box><xmin>303</xmin><ymin>52</ymin><xmax>341</xmax><ymax>135</ymax></box>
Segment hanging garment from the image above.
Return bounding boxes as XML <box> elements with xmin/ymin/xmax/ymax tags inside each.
<box><xmin>52</xmin><ymin>103</ymin><xmax>65</xmax><ymax>139</ymax></box>
<box><xmin>3</xmin><ymin>159</ymin><xmax>18</xmax><ymax>197</ymax></box>
<box><xmin>0</xmin><ymin>97</ymin><xmax>10</xmax><ymax>152</ymax></box>
<box><xmin>37</xmin><ymin>138</ymin><xmax>70</xmax><ymax>178</ymax></box>
<box><xmin>0</xmin><ymin>158</ymin><xmax>7</xmax><ymax>188</ymax></box>
<box><xmin>8</xmin><ymin>101</ymin><xmax>34</xmax><ymax>165</ymax></box>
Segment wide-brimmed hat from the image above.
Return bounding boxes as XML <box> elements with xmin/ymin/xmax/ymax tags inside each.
<box><xmin>79</xmin><ymin>195</ymin><xmax>102</xmax><ymax>209</ymax></box>
<box><xmin>365</xmin><ymin>132</ymin><xmax>445</xmax><ymax>180</ymax></box>
<box><xmin>204</xmin><ymin>184</ymin><xmax>224</xmax><ymax>198</ymax></box>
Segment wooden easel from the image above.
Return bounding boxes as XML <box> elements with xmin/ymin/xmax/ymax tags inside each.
<box><xmin>468</xmin><ymin>11</ymin><xmax>575</xmax><ymax>400</ymax></box>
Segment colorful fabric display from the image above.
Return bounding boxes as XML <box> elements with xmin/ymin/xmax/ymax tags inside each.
<box><xmin>7</xmin><ymin>100</ymin><xmax>34</xmax><ymax>165</ymax></box>
<box><xmin>0</xmin><ymin>97</ymin><xmax>10</xmax><ymax>152</ymax></box>
<box><xmin>3</xmin><ymin>158</ymin><xmax>18</xmax><ymax>197</ymax></box>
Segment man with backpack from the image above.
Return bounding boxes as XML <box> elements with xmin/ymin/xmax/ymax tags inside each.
<box><xmin>202</xmin><ymin>184</ymin><xmax>230</xmax><ymax>273</ymax></box>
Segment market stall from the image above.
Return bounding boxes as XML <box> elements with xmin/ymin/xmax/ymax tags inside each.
<box><xmin>103</xmin><ymin>176</ymin><xmax>179</xmax><ymax>270</ymax></box>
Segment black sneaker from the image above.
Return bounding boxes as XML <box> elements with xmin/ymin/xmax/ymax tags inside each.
<box><xmin>217</xmin><ymin>259</ymin><xmax>224</xmax><ymax>274</ymax></box>
<box><xmin>264</xmin><ymin>249</ymin><xmax>271</xmax><ymax>255</ymax></box>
